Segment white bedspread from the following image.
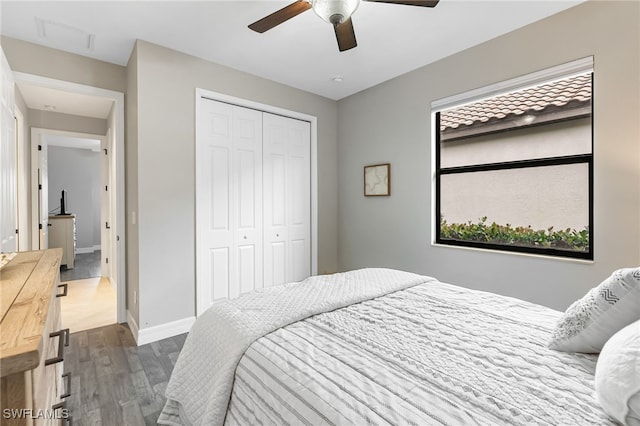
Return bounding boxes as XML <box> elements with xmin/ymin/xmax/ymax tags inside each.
<box><xmin>158</xmin><ymin>268</ymin><xmax>432</xmax><ymax>426</ymax></box>
<box><xmin>226</xmin><ymin>279</ymin><xmax>613</xmax><ymax>425</ymax></box>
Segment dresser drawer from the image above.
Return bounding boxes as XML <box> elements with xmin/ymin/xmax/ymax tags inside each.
<box><xmin>0</xmin><ymin>250</ymin><xmax>67</xmax><ymax>426</ymax></box>
<box><xmin>32</xmin><ymin>290</ymin><xmax>67</xmax><ymax>425</ymax></box>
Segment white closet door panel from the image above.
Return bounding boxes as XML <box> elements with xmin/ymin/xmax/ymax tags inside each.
<box><xmin>291</xmin><ymin>238</ymin><xmax>309</xmax><ymax>282</ymax></box>
<box><xmin>263</xmin><ymin>115</ymin><xmax>286</xmax><ymax>287</ymax></box>
<box><xmin>232</xmin><ymin>105</ymin><xmax>263</xmax><ymax>294</ymax></box>
<box><xmin>210</xmin><ymin>247</ymin><xmax>230</xmax><ymax>301</ymax></box>
<box><xmin>263</xmin><ymin>115</ymin><xmax>285</xmax><ymax>287</ymax></box>
<box><xmin>290</xmin><ymin>156</ymin><xmax>307</xmax><ymax>226</ymax></box>
<box><xmin>266</xmin><ymin>153</ymin><xmax>288</xmax><ymax>284</ymax></box>
<box><xmin>210</xmin><ymin>146</ymin><xmax>230</xmax><ymax>231</ymax></box>
<box><xmin>233</xmin><ymin>222</ymin><xmax>261</xmax><ymax>296</ymax></box>
<box><xmin>197</xmin><ymin>99</ymin><xmax>263</xmax><ymax>311</ymax></box>
<box><xmin>197</xmin><ymin>100</ymin><xmax>234</xmax><ymax>306</ymax></box>
<box><xmin>287</xmin><ymin>120</ymin><xmax>311</xmax><ymax>282</ymax></box>
<box><xmin>289</xmin><ymin>155</ymin><xmax>310</xmax><ymax>282</ymax></box>
<box><xmin>270</xmin><ymin>241</ymin><xmax>286</xmax><ymax>286</ymax></box>
<box><xmin>270</xmin><ymin>156</ymin><xmax>286</xmax><ymax>227</ymax></box>
<box><xmin>237</xmin><ymin>149</ymin><xmax>257</xmax><ymax>229</ymax></box>
<box><xmin>237</xmin><ymin>245</ymin><xmax>256</xmax><ymax>295</ymax></box>
<box><xmin>263</xmin><ymin>113</ymin><xmax>311</xmax><ymax>285</ymax></box>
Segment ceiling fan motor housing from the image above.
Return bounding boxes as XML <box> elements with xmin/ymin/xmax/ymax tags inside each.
<box><xmin>313</xmin><ymin>0</ymin><xmax>360</xmax><ymax>25</ymax></box>
<box><xmin>248</xmin><ymin>0</ymin><xmax>439</xmax><ymax>52</ymax></box>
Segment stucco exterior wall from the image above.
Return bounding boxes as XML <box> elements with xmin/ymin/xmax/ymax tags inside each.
<box><xmin>440</xmin><ymin>117</ymin><xmax>590</xmax><ymax>231</ymax></box>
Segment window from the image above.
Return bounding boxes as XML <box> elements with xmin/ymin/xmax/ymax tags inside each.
<box><xmin>433</xmin><ymin>60</ymin><xmax>593</xmax><ymax>260</ymax></box>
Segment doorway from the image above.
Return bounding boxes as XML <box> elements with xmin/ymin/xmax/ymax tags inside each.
<box><xmin>35</xmin><ymin>131</ymin><xmax>106</xmax><ymax>278</ymax></box>
<box><xmin>16</xmin><ymin>71</ymin><xmax>126</xmax><ymax>326</ymax></box>
<box><xmin>32</xmin><ymin>129</ymin><xmax>116</xmax><ymax>333</ymax></box>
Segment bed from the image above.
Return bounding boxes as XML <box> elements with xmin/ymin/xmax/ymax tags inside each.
<box><xmin>158</xmin><ymin>268</ymin><xmax>630</xmax><ymax>426</ymax></box>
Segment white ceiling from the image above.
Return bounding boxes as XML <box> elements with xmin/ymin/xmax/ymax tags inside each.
<box><xmin>1</xmin><ymin>0</ymin><xmax>585</xmax><ymax>101</ymax></box>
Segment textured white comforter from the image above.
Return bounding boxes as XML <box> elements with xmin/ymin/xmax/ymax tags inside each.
<box><xmin>158</xmin><ymin>268</ymin><xmax>432</xmax><ymax>425</ymax></box>
<box><xmin>226</xmin><ymin>280</ymin><xmax>613</xmax><ymax>425</ymax></box>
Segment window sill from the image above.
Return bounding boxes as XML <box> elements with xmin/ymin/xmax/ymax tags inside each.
<box><xmin>431</xmin><ymin>242</ymin><xmax>595</xmax><ymax>264</ymax></box>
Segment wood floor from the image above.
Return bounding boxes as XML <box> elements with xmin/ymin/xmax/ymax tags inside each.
<box><xmin>60</xmin><ymin>250</ymin><xmax>116</xmax><ymax>333</ymax></box>
<box><xmin>60</xmin><ymin>252</ymin><xmax>184</xmax><ymax>424</ymax></box>
<box><xmin>64</xmin><ymin>323</ymin><xmax>187</xmax><ymax>425</ymax></box>
<box><xmin>61</xmin><ymin>277</ymin><xmax>117</xmax><ymax>333</ymax></box>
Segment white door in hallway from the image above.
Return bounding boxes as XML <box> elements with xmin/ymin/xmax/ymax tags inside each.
<box><xmin>31</xmin><ymin>130</ymin><xmax>49</xmax><ymax>250</ymax></box>
<box><xmin>263</xmin><ymin>113</ymin><xmax>311</xmax><ymax>286</ymax></box>
<box><xmin>0</xmin><ymin>49</ymin><xmax>17</xmax><ymax>253</ymax></box>
<box><xmin>196</xmin><ymin>99</ymin><xmax>263</xmax><ymax>312</ymax></box>
<box><xmin>101</xmin><ymin>131</ymin><xmax>112</xmax><ymax>278</ymax></box>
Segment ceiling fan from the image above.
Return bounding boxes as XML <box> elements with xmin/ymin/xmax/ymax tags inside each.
<box><xmin>249</xmin><ymin>0</ymin><xmax>440</xmax><ymax>52</ymax></box>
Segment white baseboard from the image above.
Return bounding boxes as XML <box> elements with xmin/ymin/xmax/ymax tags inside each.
<box><xmin>128</xmin><ymin>314</ymin><xmax>195</xmax><ymax>346</ymax></box>
<box><xmin>127</xmin><ymin>310</ymin><xmax>140</xmax><ymax>343</ymax></box>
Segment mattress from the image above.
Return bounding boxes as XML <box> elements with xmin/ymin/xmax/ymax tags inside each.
<box><xmin>160</xmin><ymin>269</ymin><xmax>613</xmax><ymax>425</ymax></box>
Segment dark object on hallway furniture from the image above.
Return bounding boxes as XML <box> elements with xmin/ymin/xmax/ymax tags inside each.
<box><xmin>59</xmin><ymin>189</ymin><xmax>69</xmax><ymax>215</ymax></box>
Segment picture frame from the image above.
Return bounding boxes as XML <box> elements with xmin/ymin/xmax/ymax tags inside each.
<box><xmin>364</xmin><ymin>163</ymin><xmax>390</xmax><ymax>196</ymax></box>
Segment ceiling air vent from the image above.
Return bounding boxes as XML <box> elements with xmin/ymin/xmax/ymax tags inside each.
<box><xmin>35</xmin><ymin>17</ymin><xmax>95</xmax><ymax>51</ymax></box>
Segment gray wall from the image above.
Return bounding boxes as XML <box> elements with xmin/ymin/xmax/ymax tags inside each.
<box><xmin>47</xmin><ymin>145</ymin><xmax>101</xmax><ymax>250</ymax></box>
<box><xmin>130</xmin><ymin>40</ymin><xmax>338</xmax><ymax>329</ymax></box>
<box><xmin>3</xmin><ymin>36</ymin><xmax>125</xmax><ymax>254</ymax></box>
<box><xmin>1</xmin><ymin>37</ymin><xmax>127</xmax><ymax>93</ymax></box>
<box><xmin>337</xmin><ymin>0</ymin><xmax>640</xmax><ymax>311</ymax></box>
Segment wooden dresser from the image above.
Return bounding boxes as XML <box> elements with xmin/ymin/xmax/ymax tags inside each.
<box><xmin>0</xmin><ymin>250</ymin><xmax>71</xmax><ymax>425</ymax></box>
<box><xmin>47</xmin><ymin>216</ymin><xmax>76</xmax><ymax>269</ymax></box>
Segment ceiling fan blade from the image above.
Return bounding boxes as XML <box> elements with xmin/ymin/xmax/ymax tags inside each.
<box><xmin>248</xmin><ymin>1</ymin><xmax>312</xmax><ymax>33</ymax></box>
<box><xmin>363</xmin><ymin>0</ymin><xmax>439</xmax><ymax>7</ymax></box>
<box><xmin>334</xmin><ymin>17</ymin><xmax>357</xmax><ymax>52</ymax></box>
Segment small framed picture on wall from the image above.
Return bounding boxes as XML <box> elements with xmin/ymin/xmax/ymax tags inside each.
<box><xmin>364</xmin><ymin>163</ymin><xmax>390</xmax><ymax>196</ymax></box>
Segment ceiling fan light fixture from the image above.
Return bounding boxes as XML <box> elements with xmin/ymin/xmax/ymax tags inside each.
<box><xmin>312</xmin><ymin>0</ymin><xmax>360</xmax><ymax>25</ymax></box>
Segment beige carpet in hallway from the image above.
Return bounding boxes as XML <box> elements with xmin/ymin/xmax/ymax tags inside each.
<box><xmin>61</xmin><ymin>277</ymin><xmax>117</xmax><ymax>333</ymax></box>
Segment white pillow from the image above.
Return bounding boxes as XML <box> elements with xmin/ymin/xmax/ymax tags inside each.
<box><xmin>548</xmin><ymin>267</ymin><xmax>640</xmax><ymax>353</ymax></box>
<box><xmin>595</xmin><ymin>320</ymin><xmax>640</xmax><ymax>426</ymax></box>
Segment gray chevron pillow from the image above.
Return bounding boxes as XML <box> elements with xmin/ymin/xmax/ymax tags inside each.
<box><xmin>549</xmin><ymin>267</ymin><xmax>640</xmax><ymax>353</ymax></box>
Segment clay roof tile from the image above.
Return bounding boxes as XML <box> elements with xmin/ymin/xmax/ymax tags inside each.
<box><xmin>440</xmin><ymin>73</ymin><xmax>592</xmax><ymax>132</ymax></box>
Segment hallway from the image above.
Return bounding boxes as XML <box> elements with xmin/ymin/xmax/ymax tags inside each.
<box><xmin>60</xmin><ymin>251</ymin><xmax>117</xmax><ymax>333</ymax></box>
<box><xmin>60</xmin><ymin>250</ymin><xmax>102</xmax><ymax>282</ymax></box>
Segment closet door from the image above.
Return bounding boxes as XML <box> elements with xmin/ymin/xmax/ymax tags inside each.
<box><xmin>263</xmin><ymin>113</ymin><xmax>311</xmax><ymax>287</ymax></box>
<box><xmin>233</xmin><ymin>106</ymin><xmax>263</xmax><ymax>296</ymax></box>
<box><xmin>196</xmin><ymin>99</ymin><xmax>262</xmax><ymax>312</ymax></box>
